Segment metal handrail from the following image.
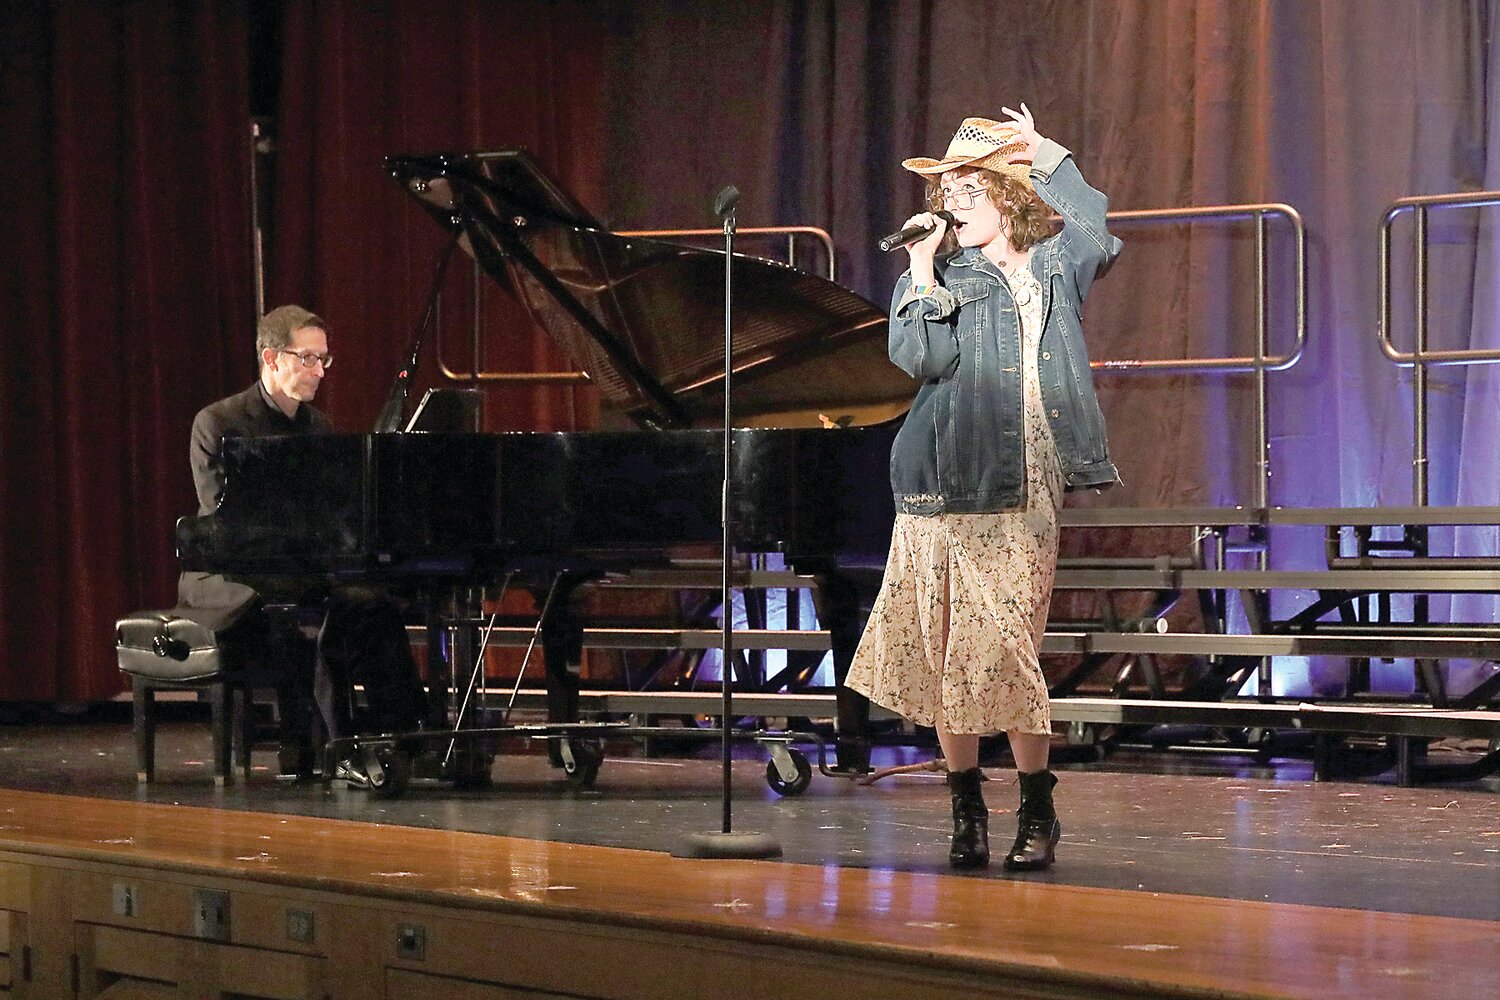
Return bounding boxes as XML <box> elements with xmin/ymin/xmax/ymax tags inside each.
<box><xmin>620</xmin><ymin>210</ymin><xmax>1309</xmax><ymax>374</ymax></box>
<box><xmin>1377</xmin><ymin>189</ymin><xmax>1500</xmax><ymax>504</ymax></box>
<box><xmin>432</xmin><ymin>206</ymin><xmax>1308</xmax><ymax>446</ymax></box>
<box><xmin>1379</xmin><ymin>190</ymin><xmax>1500</xmax><ymax>366</ymax></box>
<box><xmin>1093</xmin><ymin>202</ymin><xmax>1307</xmax><ymax>514</ymax></box>
<box><xmin>615</xmin><ymin>224</ymin><xmax>838</xmax><ymax>281</ymax></box>
<box><xmin>436</xmin><ymin>259</ymin><xmax>592</xmax><ymax>384</ymax></box>
<box><xmin>1091</xmin><ymin>203</ymin><xmax>1307</xmax><ymax>374</ymax></box>
<box><xmin>437</xmin><ymin>226</ymin><xmax>836</xmax><ymax>385</ymax></box>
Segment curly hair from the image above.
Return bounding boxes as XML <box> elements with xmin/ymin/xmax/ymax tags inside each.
<box><xmin>924</xmin><ymin>167</ymin><xmax>1054</xmax><ymax>255</ymax></box>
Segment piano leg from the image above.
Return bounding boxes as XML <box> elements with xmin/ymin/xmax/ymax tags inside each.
<box><xmin>431</xmin><ymin>586</ymin><xmax>477</xmax><ymax>733</ymax></box>
<box><xmin>422</xmin><ymin>601</ymin><xmax>449</xmax><ymax>730</ymax></box>
<box><xmin>814</xmin><ymin>570</ymin><xmax>873</xmax><ymax>774</ymax></box>
<box><xmin>426</xmin><ymin>584</ymin><xmax>498</xmax><ymax>788</ymax></box>
<box><xmin>538</xmin><ymin>573</ymin><xmax>589</xmax><ymax>768</ymax></box>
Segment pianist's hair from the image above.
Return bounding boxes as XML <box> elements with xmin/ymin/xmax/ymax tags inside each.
<box><xmin>924</xmin><ymin>167</ymin><xmax>1053</xmax><ymax>256</ymax></box>
<box><xmin>255</xmin><ymin>308</ymin><xmax>327</xmax><ymax>370</ymax></box>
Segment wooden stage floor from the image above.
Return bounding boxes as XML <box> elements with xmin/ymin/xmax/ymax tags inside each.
<box><xmin>0</xmin><ymin>719</ymin><xmax>1495</xmax><ymax>998</ymax></box>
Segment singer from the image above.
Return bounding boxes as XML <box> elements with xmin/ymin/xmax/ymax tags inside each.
<box><xmin>845</xmin><ymin>106</ymin><xmax>1121</xmax><ymax>870</ymax></box>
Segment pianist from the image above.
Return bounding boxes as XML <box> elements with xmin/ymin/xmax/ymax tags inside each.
<box><xmin>846</xmin><ymin>106</ymin><xmax>1121</xmax><ymax>871</ymax></box>
<box><xmin>178</xmin><ymin>305</ymin><xmax>428</xmax><ymax>777</ymax></box>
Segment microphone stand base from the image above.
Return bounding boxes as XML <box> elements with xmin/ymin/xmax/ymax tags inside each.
<box><xmin>672</xmin><ymin>831</ymin><xmax>783</xmax><ymax>860</ymax></box>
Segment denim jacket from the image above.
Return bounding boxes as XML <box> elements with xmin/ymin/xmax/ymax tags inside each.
<box><xmin>887</xmin><ymin>138</ymin><xmax>1122</xmax><ymax>515</ymax></box>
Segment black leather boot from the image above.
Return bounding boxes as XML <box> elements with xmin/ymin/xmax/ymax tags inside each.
<box><xmin>945</xmin><ymin>767</ymin><xmax>990</xmax><ymax>869</ymax></box>
<box><xmin>1003</xmin><ymin>768</ymin><xmax>1060</xmax><ymax>871</ymax></box>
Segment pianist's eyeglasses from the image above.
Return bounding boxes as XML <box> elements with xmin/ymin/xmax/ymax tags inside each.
<box><xmin>278</xmin><ymin>349</ymin><xmax>334</xmax><ymax>370</ymax></box>
<box><xmin>941</xmin><ymin>187</ymin><xmax>990</xmax><ymax>211</ymax></box>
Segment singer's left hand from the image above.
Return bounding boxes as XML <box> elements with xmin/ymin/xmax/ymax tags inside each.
<box><xmin>1000</xmin><ymin>102</ymin><xmax>1041</xmax><ymax>156</ymax></box>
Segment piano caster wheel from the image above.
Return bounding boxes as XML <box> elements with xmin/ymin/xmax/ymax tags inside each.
<box><xmin>366</xmin><ymin>748</ymin><xmax>412</xmax><ymax>800</ymax></box>
<box><xmin>765</xmin><ymin>748</ymin><xmax>812</xmax><ymax>797</ymax></box>
<box><xmin>563</xmin><ymin>738</ymin><xmax>604</xmax><ymax>790</ymax></box>
<box><xmin>451</xmin><ymin>751</ymin><xmax>494</xmax><ymax>790</ymax></box>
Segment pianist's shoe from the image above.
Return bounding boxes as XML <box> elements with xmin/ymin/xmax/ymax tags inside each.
<box><xmin>333</xmin><ymin>757</ymin><xmax>371</xmax><ymax>789</ymax></box>
<box><xmin>276</xmin><ymin>739</ymin><xmax>318</xmax><ymax>782</ymax></box>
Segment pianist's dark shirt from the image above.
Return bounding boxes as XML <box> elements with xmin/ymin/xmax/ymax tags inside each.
<box><xmin>190</xmin><ymin>381</ymin><xmax>333</xmax><ymax>516</ymax></box>
<box><xmin>179</xmin><ymin>382</ymin><xmax>332</xmax><ymax>613</ymax></box>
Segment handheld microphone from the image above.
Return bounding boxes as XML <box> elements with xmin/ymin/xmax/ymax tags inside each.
<box><xmin>878</xmin><ymin>211</ymin><xmax>956</xmax><ymax>252</ymax></box>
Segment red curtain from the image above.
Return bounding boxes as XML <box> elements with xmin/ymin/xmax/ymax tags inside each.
<box><xmin>267</xmin><ymin>0</ymin><xmax>608</xmax><ymax>435</ymax></box>
<box><xmin>0</xmin><ymin>2</ymin><xmax>254</xmax><ymax>700</ymax></box>
<box><xmin>0</xmin><ymin>0</ymin><xmax>609</xmax><ymax>700</ymax></box>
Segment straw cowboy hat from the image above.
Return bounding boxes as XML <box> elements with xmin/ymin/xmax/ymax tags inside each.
<box><xmin>902</xmin><ymin>117</ymin><xmax>1034</xmax><ymax>187</ymax></box>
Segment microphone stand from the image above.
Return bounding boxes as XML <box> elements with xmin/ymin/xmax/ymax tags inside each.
<box><xmin>674</xmin><ymin>186</ymin><xmax>782</xmax><ymax>861</ymax></box>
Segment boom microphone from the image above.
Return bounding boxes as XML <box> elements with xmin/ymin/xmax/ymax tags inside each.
<box><xmin>713</xmin><ymin>185</ymin><xmax>741</xmax><ymax>221</ymax></box>
<box><xmin>878</xmin><ymin>210</ymin><xmax>956</xmax><ymax>252</ymax></box>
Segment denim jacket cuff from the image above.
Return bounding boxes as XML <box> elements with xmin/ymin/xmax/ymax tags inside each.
<box><xmin>896</xmin><ymin>283</ymin><xmax>958</xmax><ymax>320</ymax></box>
<box><xmin>1031</xmin><ymin>138</ymin><xmax>1071</xmax><ymax>181</ymax></box>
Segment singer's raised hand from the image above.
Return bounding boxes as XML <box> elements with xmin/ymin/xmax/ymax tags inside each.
<box><xmin>1000</xmin><ymin>102</ymin><xmax>1041</xmax><ymax>156</ymax></box>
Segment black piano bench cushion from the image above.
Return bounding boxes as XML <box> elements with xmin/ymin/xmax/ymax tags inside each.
<box><xmin>116</xmin><ymin>609</ymin><xmax>249</xmax><ymax>683</ymax></box>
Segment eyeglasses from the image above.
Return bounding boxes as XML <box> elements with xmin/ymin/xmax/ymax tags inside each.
<box><xmin>941</xmin><ymin>187</ymin><xmax>989</xmax><ymax>210</ymax></box>
<box><xmin>279</xmin><ymin>349</ymin><xmax>334</xmax><ymax>370</ymax></box>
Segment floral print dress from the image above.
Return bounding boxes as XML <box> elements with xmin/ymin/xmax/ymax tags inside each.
<box><xmin>846</xmin><ymin>259</ymin><xmax>1061</xmax><ymax>736</ymax></box>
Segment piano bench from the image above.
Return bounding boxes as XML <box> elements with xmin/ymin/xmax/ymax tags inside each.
<box><xmin>115</xmin><ymin>607</ymin><xmax>309</xmax><ymax>786</ymax></box>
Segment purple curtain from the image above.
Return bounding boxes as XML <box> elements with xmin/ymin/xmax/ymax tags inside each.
<box><xmin>598</xmin><ymin>0</ymin><xmax>1499</xmax><ymax>697</ymax></box>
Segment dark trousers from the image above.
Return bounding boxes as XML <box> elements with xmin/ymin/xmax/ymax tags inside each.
<box><xmin>315</xmin><ymin>587</ymin><xmax>429</xmax><ymax>741</ymax></box>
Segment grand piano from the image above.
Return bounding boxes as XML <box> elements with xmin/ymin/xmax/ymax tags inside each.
<box><xmin>176</xmin><ymin>149</ymin><xmax>918</xmax><ymax>771</ymax></box>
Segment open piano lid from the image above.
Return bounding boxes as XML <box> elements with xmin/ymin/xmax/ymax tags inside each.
<box><xmin>388</xmin><ymin>149</ymin><xmax>916</xmax><ymax>430</ymax></box>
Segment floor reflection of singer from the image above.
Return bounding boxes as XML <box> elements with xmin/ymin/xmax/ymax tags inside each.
<box><xmin>847</xmin><ymin>104</ymin><xmax>1123</xmax><ymax>871</ymax></box>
